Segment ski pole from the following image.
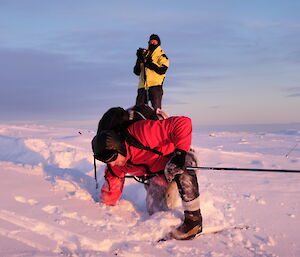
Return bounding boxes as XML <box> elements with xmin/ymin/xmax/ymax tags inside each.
<box><xmin>145</xmin><ymin>85</ymin><xmax>150</xmax><ymax>104</ymax></box>
<box><xmin>285</xmin><ymin>140</ymin><xmax>299</xmax><ymax>158</ymax></box>
<box><xmin>186</xmin><ymin>166</ymin><xmax>300</xmax><ymax>173</ymax></box>
<box><xmin>93</xmin><ymin>157</ymin><xmax>99</xmax><ymax>189</ymax></box>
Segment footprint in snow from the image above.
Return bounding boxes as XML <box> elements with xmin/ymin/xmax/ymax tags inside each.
<box><xmin>14</xmin><ymin>196</ymin><xmax>39</xmax><ymax>206</ymax></box>
<box><xmin>242</xmin><ymin>194</ymin><xmax>266</xmax><ymax>205</ymax></box>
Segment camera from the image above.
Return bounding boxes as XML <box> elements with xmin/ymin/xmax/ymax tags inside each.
<box><xmin>136</xmin><ymin>48</ymin><xmax>149</xmax><ymax>62</ymax></box>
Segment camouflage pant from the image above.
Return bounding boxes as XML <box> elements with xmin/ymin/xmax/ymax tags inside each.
<box><xmin>145</xmin><ymin>148</ymin><xmax>200</xmax><ymax>215</ymax></box>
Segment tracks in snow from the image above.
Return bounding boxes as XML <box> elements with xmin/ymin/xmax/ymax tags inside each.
<box><xmin>0</xmin><ymin>209</ymin><xmax>112</xmax><ymax>254</ymax></box>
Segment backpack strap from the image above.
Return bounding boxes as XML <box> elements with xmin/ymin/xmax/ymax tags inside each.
<box><xmin>126</xmin><ymin>170</ymin><xmax>164</xmax><ymax>185</ymax></box>
<box><xmin>122</xmin><ymin>129</ymin><xmax>163</xmax><ymax>156</ymax></box>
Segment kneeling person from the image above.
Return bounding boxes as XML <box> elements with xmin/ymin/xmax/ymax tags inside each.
<box><xmin>92</xmin><ymin>112</ymin><xmax>202</xmax><ymax>240</ymax></box>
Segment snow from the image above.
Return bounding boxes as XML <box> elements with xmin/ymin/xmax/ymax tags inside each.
<box><xmin>0</xmin><ymin>123</ymin><xmax>299</xmax><ymax>257</ymax></box>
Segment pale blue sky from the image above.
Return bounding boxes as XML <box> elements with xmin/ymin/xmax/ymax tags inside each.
<box><xmin>1</xmin><ymin>0</ymin><xmax>300</xmax><ymax>128</ymax></box>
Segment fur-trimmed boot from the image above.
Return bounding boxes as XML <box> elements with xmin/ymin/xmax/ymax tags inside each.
<box><xmin>170</xmin><ymin>209</ymin><xmax>202</xmax><ymax>240</ymax></box>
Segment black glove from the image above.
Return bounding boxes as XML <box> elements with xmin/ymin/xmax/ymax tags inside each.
<box><xmin>145</xmin><ymin>59</ymin><xmax>156</xmax><ymax>70</ymax></box>
<box><xmin>164</xmin><ymin>149</ymin><xmax>187</xmax><ymax>182</ymax></box>
<box><xmin>145</xmin><ymin>54</ymin><xmax>152</xmax><ymax>63</ymax></box>
<box><xmin>136</xmin><ymin>48</ymin><xmax>147</xmax><ymax>63</ymax></box>
<box><xmin>170</xmin><ymin>149</ymin><xmax>186</xmax><ymax>168</ymax></box>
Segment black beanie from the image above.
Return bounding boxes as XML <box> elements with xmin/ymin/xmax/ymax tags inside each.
<box><xmin>92</xmin><ymin>130</ymin><xmax>127</xmax><ymax>163</ymax></box>
<box><xmin>149</xmin><ymin>34</ymin><xmax>161</xmax><ymax>45</ymax></box>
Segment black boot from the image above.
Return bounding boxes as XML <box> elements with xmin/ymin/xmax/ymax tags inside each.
<box><xmin>170</xmin><ymin>209</ymin><xmax>203</xmax><ymax>240</ymax></box>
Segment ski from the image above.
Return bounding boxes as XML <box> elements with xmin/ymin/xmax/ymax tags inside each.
<box><xmin>157</xmin><ymin>224</ymin><xmax>249</xmax><ymax>242</ymax></box>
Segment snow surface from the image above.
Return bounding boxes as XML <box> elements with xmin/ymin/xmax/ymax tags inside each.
<box><xmin>0</xmin><ymin>123</ymin><xmax>299</xmax><ymax>257</ymax></box>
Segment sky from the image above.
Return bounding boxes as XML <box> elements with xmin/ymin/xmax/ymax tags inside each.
<box><xmin>1</xmin><ymin>0</ymin><xmax>300</xmax><ymax>129</ymax></box>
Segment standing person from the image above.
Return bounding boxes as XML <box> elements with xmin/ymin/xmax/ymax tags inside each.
<box><xmin>134</xmin><ymin>34</ymin><xmax>169</xmax><ymax>110</ymax></box>
<box><xmin>92</xmin><ymin>107</ymin><xmax>202</xmax><ymax>240</ymax></box>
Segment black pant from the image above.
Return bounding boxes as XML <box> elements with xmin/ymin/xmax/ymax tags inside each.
<box><xmin>175</xmin><ymin>169</ymin><xmax>200</xmax><ymax>202</ymax></box>
<box><xmin>136</xmin><ymin>85</ymin><xmax>163</xmax><ymax>109</ymax></box>
<box><xmin>176</xmin><ymin>148</ymin><xmax>200</xmax><ymax>203</ymax></box>
<box><xmin>144</xmin><ymin>149</ymin><xmax>200</xmax><ymax>214</ymax></box>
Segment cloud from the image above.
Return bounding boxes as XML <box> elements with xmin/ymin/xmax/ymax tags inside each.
<box><xmin>1</xmin><ymin>1</ymin><xmax>300</xmax><ymax>126</ymax></box>
<box><xmin>163</xmin><ymin>95</ymin><xmax>188</xmax><ymax>105</ymax></box>
<box><xmin>287</xmin><ymin>93</ymin><xmax>300</xmax><ymax>97</ymax></box>
<box><xmin>0</xmin><ymin>48</ymin><xmax>136</xmax><ymax>121</ymax></box>
<box><xmin>209</xmin><ymin>105</ymin><xmax>222</xmax><ymax>109</ymax></box>
<box><xmin>285</xmin><ymin>50</ymin><xmax>300</xmax><ymax>64</ymax></box>
<box><xmin>283</xmin><ymin>87</ymin><xmax>300</xmax><ymax>98</ymax></box>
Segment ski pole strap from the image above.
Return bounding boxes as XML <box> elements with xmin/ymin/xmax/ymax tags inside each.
<box><xmin>186</xmin><ymin>166</ymin><xmax>300</xmax><ymax>173</ymax></box>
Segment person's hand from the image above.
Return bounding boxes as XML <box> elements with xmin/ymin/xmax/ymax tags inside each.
<box><xmin>136</xmin><ymin>48</ymin><xmax>147</xmax><ymax>63</ymax></box>
<box><xmin>145</xmin><ymin>55</ymin><xmax>152</xmax><ymax>65</ymax></box>
<box><xmin>146</xmin><ymin>54</ymin><xmax>152</xmax><ymax>62</ymax></box>
<box><xmin>164</xmin><ymin>149</ymin><xmax>187</xmax><ymax>182</ymax></box>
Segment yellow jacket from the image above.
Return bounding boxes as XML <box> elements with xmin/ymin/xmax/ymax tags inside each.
<box><xmin>137</xmin><ymin>46</ymin><xmax>169</xmax><ymax>89</ymax></box>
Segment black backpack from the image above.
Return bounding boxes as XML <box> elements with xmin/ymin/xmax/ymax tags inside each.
<box><xmin>97</xmin><ymin>104</ymin><xmax>166</xmax><ymax>133</ymax></box>
<box><xmin>94</xmin><ymin>104</ymin><xmax>166</xmax><ymax>155</ymax></box>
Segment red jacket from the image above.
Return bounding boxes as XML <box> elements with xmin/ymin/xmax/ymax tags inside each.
<box><xmin>100</xmin><ymin>116</ymin><xmax>192</xmax><ymax>205</ymax></box>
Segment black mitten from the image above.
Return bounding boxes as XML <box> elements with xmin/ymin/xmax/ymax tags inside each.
<box><xmin>164</xmin><ymin>149</ymin><xmax>187</xmax><ymax>182</ymax></box>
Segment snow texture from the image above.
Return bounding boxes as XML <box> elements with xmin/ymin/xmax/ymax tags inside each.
<box><xmin>0</xmin><ymin>123</ymin><xmax>299</xmax><ymax>256</ymax></box>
